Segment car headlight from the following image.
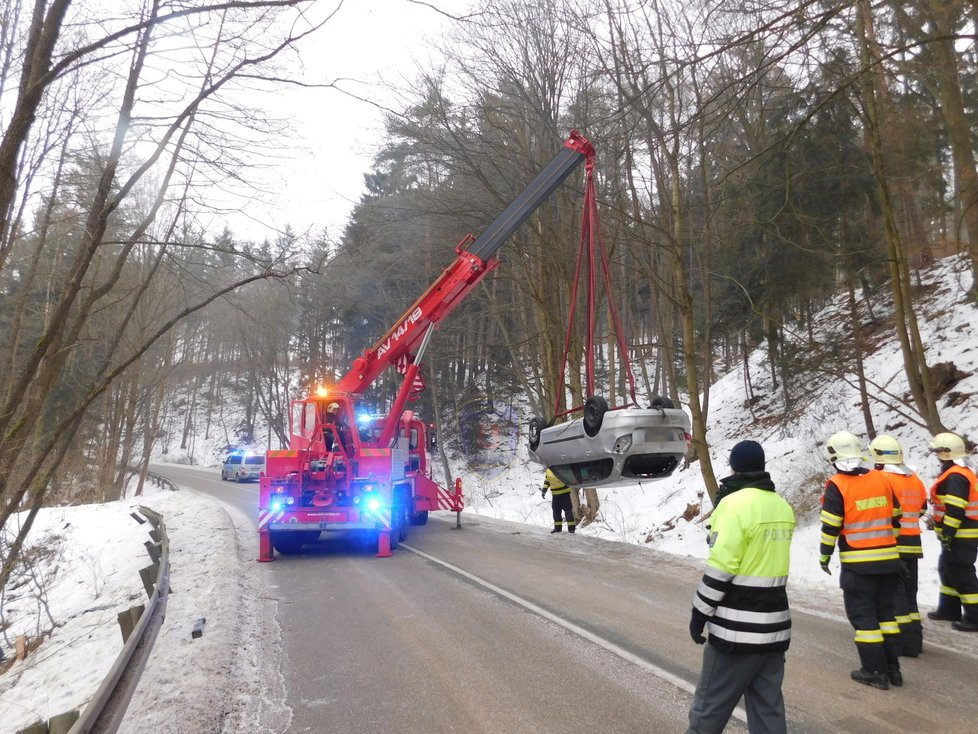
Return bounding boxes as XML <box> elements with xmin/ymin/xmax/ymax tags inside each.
<box><xmin>613</xmin><ymin>435</ymin><xmax>633</xmax><ymax>454</ymax></box>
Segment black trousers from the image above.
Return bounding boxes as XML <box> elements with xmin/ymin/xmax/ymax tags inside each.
<box><xmin>936</xmin><ymin>543</ymin><xmax>978</xmax><ymax>621</ymax></box>
<box><xmin>551</xmin><ymin>493</ymin><xmax>574</xmax><ymax>529</ymax></box>
<box><xmin>892</xmin><ymin>555</ymin><xmax>922</xmax><ymax>654</ymax></box>
<box><xmin>840</xmin><ymin>568</ymin><xmax>900</xmax><ymax>673</ymax></box>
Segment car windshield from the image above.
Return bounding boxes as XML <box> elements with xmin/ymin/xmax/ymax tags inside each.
<box><xmin>244</xmin><ymin>456</ymin><xmax>265</xmax><ymax>465</ymax></box>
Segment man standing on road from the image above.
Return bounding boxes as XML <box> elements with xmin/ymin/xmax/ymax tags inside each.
<box><xmin>926</xmin><ymin>432</ymin><xmax>978</xmax><ymax>632</ymax></box>
<box><xmin>541</xmin><ymin>468</ymin><xmax>575</xmax><ymax>534</ymax></box>
<box><xmin>819</xmin><ymin>431</ymin><xmax>903</xmax><ymax>690</ymax></box>
<box><xmin>687</xmin><ymin>440</ymin><xmax>795</xmax><ymax>734</ymax></box>
<box><xmin>869</xmin><ymin>434</ymin><xmax>927</xmax><ymax>656</ymax></box>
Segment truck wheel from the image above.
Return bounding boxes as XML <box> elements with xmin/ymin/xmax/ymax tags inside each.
<box><xmin>398</xmin><ymin>505</ymin><xmax>410</xmax><ymax>541</ymax></box>
<box><xmin>583</xmin><ymin>395</ymin><xmax>609</xmax><ymax>437</ymax></box>
<box><xmin>271</xmin><ymin>531</ymin><xmax>306</xmax><ymax>555</ymax></box>
<box><xmin>388</xmin><ymin>511</ymin><xmax>400</xmax><ymax>551</ymax></box>
<box><xmin>411</xmin><ymin>510</ymin><xmax>429</xmax><ymax>526</ymax></box>
<box><xmin>528</xmin><ymin>417</ymin><xmax>544</xmax><ymax>451</ymax></box>
<box><xmin>650</xmin><ymin>395</ymin><xmax>674</xmax><ymax>409</ymax></box>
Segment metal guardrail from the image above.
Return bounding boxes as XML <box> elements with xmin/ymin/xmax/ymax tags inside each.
<box><xmin>67</xmin><ymin>505</ymin><xmax>171</xmax><ymax>734</ymax></box>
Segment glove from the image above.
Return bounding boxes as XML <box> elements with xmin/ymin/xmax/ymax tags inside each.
<box><xmin>938</xmin><ymin>530</ymin><xmax>953</xmax><ymax>550</ymax></box>
<box><xmin>819</xmin><ymin>554</ymin><xmax>832</xmax><ymax>575</ymax></box>
<box><xmin>689</xmin><ymin>609</ymin><xmax>707</xmax><ymax>645</ymax></box>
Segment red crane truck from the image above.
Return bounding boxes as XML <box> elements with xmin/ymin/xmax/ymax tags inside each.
<box><xmin>257</xmin><ymin>131</ymin><xmax>595</xmax><ymax>560</ymax></box>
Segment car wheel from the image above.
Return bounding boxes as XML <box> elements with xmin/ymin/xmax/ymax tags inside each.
<box><xmin>528</xmin><ymin>417</ymin><xmax>544</xmax><ymax>451</ymax></box>
<box><xmin>583</xmin><ymin>395</ymin><xmax>608</xmax><ymax>438</ymax></box>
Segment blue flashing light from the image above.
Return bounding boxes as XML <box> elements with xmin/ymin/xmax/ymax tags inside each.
<box><xmin>356</xmin><ymin>412</ymin><xmax>373</xmax><ymax>425</ymax></box>
<box><xmin>367</xmin><ymin>498</ymin><xmax>381</xmax><ymax>512</ymax></box>
<box><xmin>270</xmin><ymin>498</ymin><xmax>284</xmax><ymax>512</ymax></box>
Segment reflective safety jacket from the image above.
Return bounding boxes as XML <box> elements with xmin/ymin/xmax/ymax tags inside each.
<box><xmin>543</xmin><ymin>469</ymin><xmax>572</xmax><ymax>496</ymax></box>
<box><xmin>692</xmin><ymin>484</ymin><xmax>795</xmax><ymax>654</ymax></box>
<box><xmin>879</xmin><ymin>466</ymin><xmax>927</xmax><ymax>557</ymax></box>
<box><xmin>820</xmin><ymin>468</ymin><xmax>902</xmax><ymax>573</ymax></box>
<box><xmin>931</xmin><ymin>463</ymin><xmax>978</xmax><ymax>546</ymax></box>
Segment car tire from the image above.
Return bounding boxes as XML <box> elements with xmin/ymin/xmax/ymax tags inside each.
<box><xmin>583</xmin><ymin>395</ymin><xmax>608</xmax><ymax>438</ymax></box>
<box><xmin>528</xmin><ymin>417</ymin><xmax>544</xmax><ymax>451</ymax></box>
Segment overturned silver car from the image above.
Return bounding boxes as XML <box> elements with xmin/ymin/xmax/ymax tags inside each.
<box><xmin>528</xmin><ymin>396</ymin><xmax>691</xmax><ymax>488</ymax></box>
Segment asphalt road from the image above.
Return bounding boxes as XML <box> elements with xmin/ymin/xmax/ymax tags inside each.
<box><xmin>152</xmin><ymin>464</ymin><xmax>978</xmax><ymax>734</ymax></box>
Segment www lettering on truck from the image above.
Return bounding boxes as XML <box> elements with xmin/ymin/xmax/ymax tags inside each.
<box><xmin>377</xmin><ymin>307</ymin><xmax>424</xmax><ymax>358</ymax></box>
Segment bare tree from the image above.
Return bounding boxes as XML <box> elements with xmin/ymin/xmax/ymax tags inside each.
<box><xmin>0</xmin><ymin>0</ymin><xmax>332</xmax><ymax>593</ymax></box>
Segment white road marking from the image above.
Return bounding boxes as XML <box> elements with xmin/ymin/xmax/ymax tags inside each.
<box><xmin>403</xmin><ymin>543</ymin><xmax>748</xmax><ymax>725</ymax></box>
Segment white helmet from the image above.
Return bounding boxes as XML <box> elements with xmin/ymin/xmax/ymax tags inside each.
<box><xmin>824</xmin><ymin>431</ymin><xmax>864</xmax><ymax>462</ymax></box>
<box><xmin>929</xmin><ymin>432</ymin><xmax>968</xmax><ymax>461</ymax></box>
<box><xmin>869</xmin><ymin>434</ymin><xmax>903</xmax><ymax>465</ymax></box>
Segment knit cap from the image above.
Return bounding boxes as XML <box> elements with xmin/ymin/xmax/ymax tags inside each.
<box><xmin>729</xmin><ymin>440</ymin><xmax>765</xmax><ymax>472</ymax></box>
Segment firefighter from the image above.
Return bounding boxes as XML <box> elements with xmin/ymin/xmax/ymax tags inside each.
<box><xmin>324</xmin><ymin>402</ymin><xmax>351</xmax><ymax>454</ymax></box>
<box><xmin>819</xmin><ymin>431</ymin><xmax>903</xmax><ymax>690</ymax></box>
<box><xmin>869</xmin><ymin>434</ymin><xmax>927</xmax><ymax>656</ymax></box>
<box><xmin>541</xmin><ymin>468</ymin><xmax>575</xmax><ymax>533</ymax></box>
<box><xmin>687</xmin><ymin>440</ymin><xmax>794</xmax><ymax>734</ymax></box>
<box><xmin>926</xmin><ymin>432</ymin><xmax>978</xmax><ymax>632</ymax></box>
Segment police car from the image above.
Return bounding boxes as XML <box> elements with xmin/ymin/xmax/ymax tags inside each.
<box><xmin>221</xmin><ymin>452</ymin><xmax>266</xmax><ymax>482</ymax></box>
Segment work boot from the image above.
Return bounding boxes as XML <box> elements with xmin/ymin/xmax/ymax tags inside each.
<box><xmin>927</xmin><ymin>610</ymin><xmax>960</xmax><ymax>622</ymax></box>
<box><xmin>887</xmin><ymin>668</ymin><xmax>903</xmax><ymax>687</ymax></box>
<box><xmin>951</xmin><ymin>620</ymin><xmax>978</xmax><ymax>632</ymax></box>
<box><xmin>550</xmin><ymin>528</ymin><xmax>562</xmax><ymax>534</ymax></box>
<box><xmin>851</xmin><ymin>669</ymin><xmax>889</xmax><ymax>690</ymax></box>
<box><xmin>568</xmin><ymin>527</ymin><xmax>575</xmax><ymax>533</ymax></box>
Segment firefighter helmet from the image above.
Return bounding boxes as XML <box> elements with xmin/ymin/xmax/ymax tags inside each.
<box><xmin>869</xmin><ymin>434</ymin><xmax>903</xmax><ymax>465</ymax></box>
<box><xmin>929</xmin><ymin>432</ymin><xmax>968</xmax><ymax>460</ymax></box>
<box><xmin>824</xmin><ymin>431</ymin><xmax>864</xmax><ymax>462</ymax></box>
<box><xmin>326</xmin><ymin>402</ymin><xmax>340</xmax><ymax>414</ymax></box>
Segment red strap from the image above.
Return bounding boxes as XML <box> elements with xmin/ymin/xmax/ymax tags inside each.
<box><xmin>554</xmin><ymin>154</ymin><xmax>638</xmax><ymax>417</ymax></box>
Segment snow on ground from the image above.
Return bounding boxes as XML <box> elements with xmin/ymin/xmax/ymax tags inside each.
<box><xmin>0</xmin><ymin>485</ymin><xmax>287</xmax><ymax>734</ymax></box>
<box><xmin>1</xmin><ymin>255</ymin><xmax>976</xmax><ymax>732</ymax></box>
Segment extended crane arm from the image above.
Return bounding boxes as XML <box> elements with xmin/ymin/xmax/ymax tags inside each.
<box><xmin>335</xmin><ymin>130</ymin><xmax>595</xmax><ymax>395</ymax></box>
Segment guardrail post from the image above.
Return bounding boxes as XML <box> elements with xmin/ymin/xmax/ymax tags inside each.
<box><xmin>47</xmin><ymin>710</ymin><xmax>78</xmax><ymax>734</ymax></box>
<box><xmin>138</xmin><ymin>563</ymin><xmax>159</xmax><ymax>599</ymax></box>
<box><xmin>117</xmin><ymin>605</ymin><xmax>145</xmax><ymax>643</ymax></box>
<box><xmin>144</xmin><ymin>539</ymin><xmax>161</xmax><ymax>564</ymax></box>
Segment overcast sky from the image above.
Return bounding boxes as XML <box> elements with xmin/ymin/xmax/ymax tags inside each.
<box><xmin>215</xmin><ymin>0</ymin><xmax>454</xmax><ymax>243</ymax></box>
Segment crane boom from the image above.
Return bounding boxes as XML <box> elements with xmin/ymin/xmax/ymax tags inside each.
<box><xmin>258</xmin><ymin>130</ymin><xmax>595</xmax><ymax>562</ymax></box>
<box><xmin>335</xmin><ymin>130</ymin><xmax>594</xmax><ymax>395</ymax></box>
